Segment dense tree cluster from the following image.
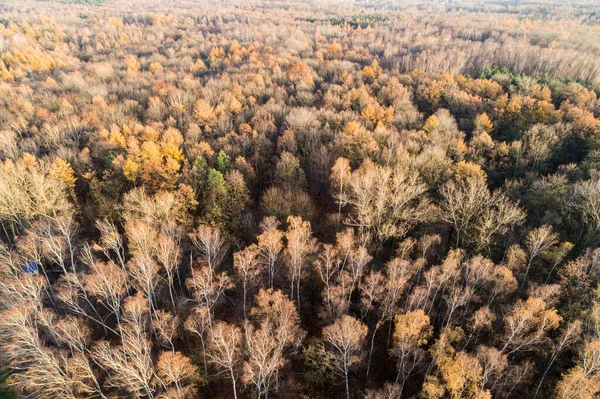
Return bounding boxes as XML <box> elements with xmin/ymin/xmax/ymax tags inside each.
<box><xmin>1</xmin><ymin>0</ymin><xmax>600</xmax><ymax>398</ymax></box>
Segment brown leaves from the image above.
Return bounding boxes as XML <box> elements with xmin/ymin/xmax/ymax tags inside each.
<box><xmin>393</xmin><ymin>310</ymin><xmax>432</xmax><ymax>348</ymax></box>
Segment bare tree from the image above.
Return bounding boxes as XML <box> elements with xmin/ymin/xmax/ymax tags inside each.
<box><xmin>186</xmin><ymin>264</ymin><xmax>233</xmax><ymax>325</ymax></box>
<box><xmin>332</xmin><ymin>158</ymin><xmax>429</xmax><ymax>245</ymax></box>
<box><xmin>96</xmin><ymin>219</ymin><xmax>126</xmax><ymax>268</ymax></box>
<box><xmin>285</xmin><ymin>216</ymin><xmax>316</xmax><ymax>310</ymax></box>
<box><xmin>439</xmin><ymin>175</ymin><xmax>525</xmax><ymax>251</ymax></box>
<box><xmin>154</xmin><ymin>226</ymin><xmax>183</xmax><ymax>310</ymax></box>
<box><xmin>257</xmin><ymin>217</ymin><xmax>284</xmax><ymax>290</ymax></box>
<box><xmin>207</xmin><ymin>321</ymin><xmax>243</xmax><ymax>399</ymax></box>
<box><xmin>156</xmin><ymin>351</ymin><xmax>198</xmax><ymax>399</ymax></box>
<box><xmin>323</xmin><ymin>315</ymin><xmax>368</xmax><ymax>399</ymax></box>
<box><xmin>234</xmin><ymin>244</ymin><xmax>261</xmax><ymax>317</ymax></box>
<box><xmin>153</xmin><ymin>309</ymin><xmax>180</xmax><ymax>352</ymax></box>
<box><xmin>243</xmin><ymin>289</ymin><xmax>305</xmax><ymax>398</ymax></box>
<box><xmin>84</xmin><ymin>260</ymin><xmax>127</xmax><ymax>330</ymax></box>
<box><xmin>189</xmin><ymin>224</ymin><xmax>228</xmax><ymax>272</ymax></box>
<box><xmin>522</xmin><ymin>225</ymin><xmax>558</xmax><ymax>289</ymax></box>
<box><xmin>184</xmin><ymin>306</ymin><xmax>211</xmax><ymax>385</ymax></box>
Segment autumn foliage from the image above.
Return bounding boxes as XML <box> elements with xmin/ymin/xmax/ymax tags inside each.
<box><xmin>0</xmin><ymin>0</ymin><xmax>600</xmax><ymax>398</ymax></box>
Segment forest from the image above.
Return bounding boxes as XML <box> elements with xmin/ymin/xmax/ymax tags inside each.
<box><xmin>1</xmin><ymin>0</ymin><xmax>600</xmax><ymax>398</ymax></box>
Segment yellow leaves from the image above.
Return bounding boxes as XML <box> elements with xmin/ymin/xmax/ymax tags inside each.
<box><xmin>101</xmin><ymin>123</ymin><xmax>184</xmax><ymax>190</ymax></box>
<box><xmin>0</xmin><ymin>60</ymin><xmax>13</xmax><ymax>82</ymax></box>
<box><xmin>288</xmin><ymin>63</ymin><xmax>313</xmax><ymax>88</ymax></box>
<box><xmin>363</xmin><ymin>66</ymin><xmax>377</xmax><ymax>80</ymax></box>
<box><xmin>149</xmin><ymin>62</ymin><xmax>163</xmax><ymax>74</ymax></box>
<box><xmin>21</xmin><ymin>153</ymin><xmax>38</xmax><ymax>169</ymax></box>
<box><xmin>555</xmin><ymin>366</ymin><xmax>600</xmax><ymax>399</ymax></box>
<box><xmin>229</xmin><ymin>39</ymin><xmax>241</xmax><ymax>55</ymax></box>
<box><xmin>123</xmin><ymin>158</ymin><xmax>139</xmax><ymax>182</ymax></box>
<box><xmin>193</xmin><ymin>99</ymin><xmax>217</xmax><ymax>127</ymax></box>
<box><xmin>504</xmin><ymin>297</ymin><xmax>562</xmax><ymax>351</ymax></box>
<box><xmin>2</xmin><ymin>48</ymin><xmax>56</xmax><ymax>74</ymax></box>
<box><xmin>424</xmin><ymin>327</ymin><xmax>490</xmax><ymax>399</ymax></box>
<box><xmin>393</xmin><ymin>309</ymin><xmax>432</xmax><ymax>347</ymax></box>
<box><xmin>50</xmin><ymin>158</ymin><xmax>77</xmax><ymax>191</ymax></box>
<box><xmin>141</xmin><ymin>141</ymin><xmax>162</xmax><ymax>170</ymax></box>
<box><xmin>216</xmin><ymin>92</ymin><xmax>243</xmax><ymax>115</ymax></box>
<box><xmin>422</xmin><ymin>376</ymin><xmax>445</xmax><ymax>399</ymax></box>
<box><xmin>108</xmin><ymin>126</ymin><xmax>127</xmax><ymax>149</ymax></box>
<box><xmin>164</xmin><ymin>157</ymin><xmax>181</xmax><ymax>176</ymax></box>
<box><xmin>439</xmin><ymin>352</ymin><xmax>488</xmax><ymax>399</ymax></box>
<box><xmin>190</xmin><ymin>59</ymin><xmax>206</xmax><ymax>73</ymax></box>
<box><xmin>452</xmin><ymin>161</ymin><xmax>487</xmax><ymax>182</ymax></box>
<box><xmin>361</xmin><ymin>103</ymin><xmax>394</xmax><ymax>127</ymax></box>
<box><xmin>125</xmin><ymin>55</ymin><xmax>140</xmax><ymax>73</ymax></box>
<box><xmin>160</xmin><ymin>127</ymin><xmax>184</xmax><ymax>162</ymax></box>
<box><xmin>474</xmin><ymin>113</ymin><xmax>494</xmax><ymax>134</ymax></box>
<box><xmin>119</xmin><ymin>33</ymin><xmax>131</xmax><ymax>44</ymax></box>
<box><xmin>362</xmin><ymin>59</ymin><xmax>383</xmax><ymax>80</ymax></box>
<box><xmin>148</xmin><ymin>13</ymin><xmax>166</xmax><ymax>26</ymax></box>
<box><xmin>361</xmin><ymin>104</ymin><xmax>380</xmax><ymax>125</ymax></box>
<box><xmin>325</xmin><ymin>42</ymin><xmax>343</xmax><ymax>58</ymax></box>
<box><xmin>228</xmin><ymin>96</ymin><xmax>243</xmax><ymax>114</ymax></box>
<box><xmin>344</xmin><ymin>121</ymin><xmax>363</xmax><ymax>136</ymax></box>
<box><xmin>423</xmin><ymin>115</ymin><xmax>440</xmax><ymax>133</ymax></box>
<box><xmin>507</xmin><ymin>95</ymin><xmax>523</xmax><ymax>116</ymax></box>
<box><xmin>209</xmin><ymin>47</ymin><xmax>225</xmax><ymax>63</ymax></box>
<box><xmin>108</xmin><ymin>17</ymin><xmax>124</xmax><ymax>28</ymax></box>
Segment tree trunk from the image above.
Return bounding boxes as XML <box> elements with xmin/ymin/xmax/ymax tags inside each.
<box><xmin>231</xmin><ymin>370</ymin><xmax>238</xmax><ymax>399</ymax></box>
<box><xmin>366</xmin><ymin>322</ymin><xmax>380</xmax><ymax>378</ymax></box>
<box><xmin>345</xmin><ymin>372</ymin><xmax>350</xmax><ymax>399</ymax></box>
<box><xmin>297</xmin><ymin>277</ymin><xmax>301</xmax><ymax>311</ymax></box>
<box><xmin>243</xmin><ymin>278</ymin><xmax>247</xmax><ymax>318</ymax></box>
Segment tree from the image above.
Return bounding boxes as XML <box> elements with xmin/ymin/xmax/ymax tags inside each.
<box><xmin>554</xmin><ymin>366</ymin><xmax>600</xmax><ymax>399</ymax></box>
<box><xmin>84</xmin><ymin>260</ymin><xmax>127</xmax><ymax>329</ymax></box>
<box><xmin>189</xmin><ymin>224</ymin><xmax>228</xmax><ymax>272</ymax></box>
<box><xmin>0</xmin><ymin>155</ymin><xmax>72</xmax><ymax>231</ymax></box>
<box><xmin>0</xmin><ymin>307</ymin><xmax>83</xmax><ymax>399</ymax></box>
<box><xmin>257</xmin><ymin>217</ymin><xmax>284</xmax><ymax>289</ymax></box>
<box><xmin>332</xmin><ymin>158</ymin><xmax>429</xmax><ymax>245</ymax></box>
<box><xmin>207</xmin><ymin>321</ymin><xmax>242</xmax><ymax>399</ymax></box>
<box><xmin>364</xmin><ymin>383</ymin><xmax>403</xmax><ymax>399</ymax></box>
<box><xmin>424</xmin><ymin>351</ymin><xmax>491</xmax><ymax>399</ymax></box>
<box><xmin>184</xmin><ymin>306</ymin><xmax>212</xmax><ymax>384</ymax></box>
<box><xmin>554</xmin><ymin>339</ymin><xmax>600</xmax><ymax>399</ymax></box>
<box><xmin>154</xmin><ymin>226</ymin><xmax>183</xmax><ymax>310</ymax></box>
<box><xmin>323</xmin><ymin>315</ymin><xmax>368</xmax><ymax>399</ymax></box>
<box><xmin>127</xmin><ymin>252</ymin><xmax>160</xmax><ymax>314</ymax></box>
<box><xmin>522</xmin><ymin>225</ymin><xmax>558</xmax><ymax>289</ymax></box>
<box><xmin>243</xmin><ymin>289</ymin><xmax>305</xmax><ymax>398</ymax></box>
<box><xmin>501</xmin><ymin>297</ymin><xmax>562</xmax><ymax>356</ymax></box>
<box><xmin>93</xmin><ymin>295</ymin><xmax>155</xmax><ymax>398</ymax></box>
<box><xmin>234</xmin><ymin>244</ymin><xmax>261</xmax><ymax>317</ymax></box>
<box><xmin>285</xmin><ymin>216</ymin><xmax>316</xmax><ymax>309</ymax></box>
<box><xmin>186</xmin><ymin>264</ymin><xmax>233</xmax><ymax>325</ymax></box>
<box><xmin>330</xmin><ymin>157</ymin><xmax>352</xmax><ymax>227</ymax></box>
<box><xmin>193</xmin><ymin>99</ymin><xmax>216</xmax><ymax>128</ymax></box>
<box><xmin>156</xmin><ymin>351</ymin><xmax>198</xmax><ymax>399</ymax></box>
<box><xmin>439</xmin><ymin>175</ymin><xmax>525</xmax><ymax>250</ymax></box>
<box><xmin>274</xmin><ymin>152</ymin><xmax>307</xmax><ymax>191</ymax></box>
<box><xmin>533</xmin><ymin>320</ymin><xmax>581</xmax><ymax>399</ymax></box>
<box><xmin>364</xmin><ymin>256</ymin><xmax>419</xmax><ymax>376</ymax></box>
<box><xmin>153</xmin><ymin>309</ymin><xmax>180</xmax><ymax>352</ymax></box>
<box><xmin>391</xmin><ymin>310</ymin><xmax>432</xmax><ymax>392</ymax></box>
